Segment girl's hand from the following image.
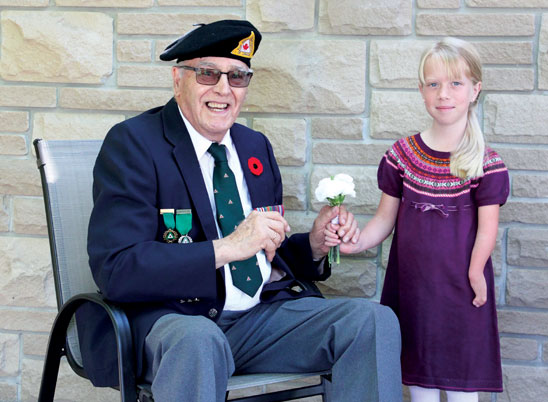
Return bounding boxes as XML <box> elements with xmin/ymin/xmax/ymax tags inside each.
<box><xmin>469</xmin><ymin>271</ymin><xmax>487</xmax><ymax>307</ymax></box>
<box><xmin>324</xmin><ymin>225</ymin><xmax>362</xmax><ymax>254</ymax></box>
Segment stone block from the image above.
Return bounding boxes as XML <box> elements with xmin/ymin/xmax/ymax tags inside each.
<box><xmin>0</xmin><ymin>11</ymin><xmax>113</xmax><ymax>84</ymax></box>
<box><xmin>370</xmin><ymin>91</ymin><xmax>432</xmax><ymax>139</ymax></box>
<box><xmin>21</xmin><ymin>358</ymin><xmax>119</xmax><ymax>402</ymax></box>
<box><xmin>57</xmin><ymin>0</ymin><xmax>152</xmax><ymax>5</ymax></box>
<box><xmin>312</xmin><ymin>143</ymin><xmax>387</xmax><ymax>166</ymax></box>
<box><xmin>0</xmin><ymin>196</ymin><xmax>8</xmax><ymax>232</ymax></box>
<box><xmin>317</xmin><ymin>259</ymin><xmax>377</xmax><ymax>298</ymax></box>
<box><xmin>311</xmin><ymin>118</ymin><xmax>363</xmax><ymax>140</ymax></box>
<box><xmin>310</xmin><ymin>166</ymin><xmax>381</xmax><ymax>215</ymax></box>
<box><xmin>540</xmin><ymin>14</ymin><xmax>548</xmax><ymax>90</ymax></box>
<box><xmin>319</xmin><ymin>0</ymin><xmax>412</xmax><ymax>35</ymax></box>
<box><xmin>370</xmin><ymin>40</ymin><xmax>430</xmax><ymax>89</ymax></box>
<box><xmin>0</xmin><ymin>86</ymin><xmax>56</xmax><ymax>108</ymax></box>
<box><xmin>0</xmin><ymin>111</ymin><xmax>29</xmax><ymax>132</ymax></box>
<box><xmin>416</xmin><ymin>13</ymin><xmax>535</xmax><ymax>36</ymax></box>
<box><xmin>418</xmin><ymin>0</ymin><xmax>460</xmax><ymax>7</ymax></box>
<box><xmin>245</xmin><ymin>40</ymin><xmax>366</xmax><ymax>114</ymax></box>
<box><xmin>117</xmin><ymin>40</ymin><xmax>152</xmax><ymax>62</ymax></box>
<box><xmin>252</xmin><ymin>118</ymin><xmax>306</xmax><ymax>166</ymax></box>
<box><xmin>0</xmin><ymin>159</ymin><xmax>42</xmax><ymax>196</ymax></box>
<box><xmin>0</xmin><ymin>237</ymin><xmax>55</xmax><ymax>308</ymax></box>
<box><xmin>118</xmin><ymin>65</ymin><xmax>172</xmax><ymax>88</ymax></box>
<box><xmin>507</xmin><ymin>228</ymin><xmax>548</xmax><ymax>267</ymax></box>
<box><xmin>280</xmin><ymin>169</ymin><xmax>307</xmax><ymax>210</ymax></box>
<box><xmin>0</xmin><ymin>333</ymin><xmax>19</xmax><ymax>376</ymax></box>
<box><xmin>498</xmin><ymin>310</ymin><xmax>548</xmax><ymax>336</ymax></box>
<box><xmin>284</xmin><ymin>211</ymin><xmax>317</xmax><ymax>235</ymax></box>
<box><xmin>484</xmin><ymin>94</ymin><xmax>548</xmax><ymax>144</ymax></box>
<box><xmin>467</xmin><ymin>0</ymin><xmax>548</xmax><ymax>6</ymax></box>
<box><xmin>498</xmin><ymin>366</ymin><xmax>548</xmax><ymax>402</ymax></box>
<box><xmin>0</xmin><ymin>0</ymin><xmax>47</xmax><ymax>5</ymax></box>
<box><xmin>23</xmin><ymin>333</ymin><xmax>49</xmax><ymax>356</ymax></box>
<box><xmin>247</xmin><ymin>0</ymin><xmax>315</xmax><ymax>32</ymax></box>
<box><xmin>0</xmin><ymin>308</ymin><xmax>55</xmax><ymax>332</ymax></box>
<box><xmin>507</xmin><ymin>269</ymin><xmax>548</xmax><ymax>308</ymax></box>
<box><xmin>32</xmin><ymin>112</ymin><xmax>126</xmax><ymax>144</ymax></box>
<box><xmin>59</xmin><ymin>88</ymin><xmax>172</xmax><ymax>112</ymax></box>
<box><xmin>158</xmin><ymin>0</ymin><xmax>240</xmax><ymax>4</ymax></box>
<box><xmin>13</xmin><ymin>197</ymin><xmax>46</xmax><ymax>235</ymax></box>
<box><xmin>495</xmin><ymin>147</ymin><xmax>548</xmax><ymax>171</ymax></box>
<box><xmin>492</xmin><ymin>228</ymin><xmax>504</xmax><ymax>276</ymax></box>
<box><xmin>499</xmin><ymin>202</ymin><xmax>548</xmax><ymax>225</ymax></box>
<box><xmin>473</xmin><ymin>41</ymin><xmax>532</xmax><ymax>65</ymax></box>
<box><xmin>117</xmin><ymin>13</ymin><xmax>238</xmax><ymax>35</ymax></box>
<box><xmin>482</xmin><ymin>67</ymin><xmax>534</xmax><ymax>91</ymax></box>
<box><xmin>0</xmin><ymin>382</ymin><xmax>17</xmax><ymax>402</ymax></box>
<box><xmin>544</xmin><ymin>342</ymin><xmax>548</xmax><ymax>362</ymax></box>
<box><xmin>512</xmin><ymin>174</ymin><xmax>548</xmax><ymax>198</ymax></box>
<box><xmin>0</xmin><ymin>135</ymin><xmax>27</xmax><ymax>156</ymax></box>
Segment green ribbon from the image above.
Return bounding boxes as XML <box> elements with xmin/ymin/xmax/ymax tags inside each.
<box><xmin>175</xmin><ymin>209</ymin><xmax>192</xmax><ymax>236</ymax></box>
<box><xmin>161</xmin><ymin>209</ymin><xmax>176</xmax><ymax>230</ymax></box>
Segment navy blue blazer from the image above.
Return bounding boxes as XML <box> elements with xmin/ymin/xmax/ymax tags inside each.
<box><xmin>79</xmin><ymin>97</ymin><xmax>330</xmax><ymax>387</ymax></box>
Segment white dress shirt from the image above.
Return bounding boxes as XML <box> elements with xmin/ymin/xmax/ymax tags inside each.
<box><xmin>179</xmin><ymin>109</ymin><xmax>272</xmax><ymax>311</ymax></box>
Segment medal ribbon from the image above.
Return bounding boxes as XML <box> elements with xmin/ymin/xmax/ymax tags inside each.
<box><xmin>175</xmin><ymin>209</ymin><xmax>192</xmax><ymax>236</ymax></box>
<box><xmin>160</xmin><ymin>209</ymin><xmax>176</xmax><ymax>230</ymax></box>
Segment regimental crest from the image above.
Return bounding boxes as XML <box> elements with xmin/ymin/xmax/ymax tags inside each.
<box><xmin>231</xmin><ymin>31</ymin><xmax>256</xmax><ymax>59</ymax></box>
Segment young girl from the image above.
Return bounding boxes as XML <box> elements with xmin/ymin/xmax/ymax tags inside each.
<box><xmin>327</xmin><ymin>37</ymin><xmax>509</xmax><ymax>402</ymax></box>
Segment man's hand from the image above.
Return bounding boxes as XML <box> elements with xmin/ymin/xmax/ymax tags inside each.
<box><xmin>309</xmin><ymin>205</ymin><xmax>359</xmax><ymax>260</ymax></box>
<box><xmin>213</xmin><ymin>211</ymin><xmax>290</xmax><ymax>267</ymax></box>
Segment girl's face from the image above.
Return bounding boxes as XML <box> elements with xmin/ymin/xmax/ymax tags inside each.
<box><xmin>419</xmin><ymin>56</ymin><xmax>481</xmax><ymax>129</ymax></box>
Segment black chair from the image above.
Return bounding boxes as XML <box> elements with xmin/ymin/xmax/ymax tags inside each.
<box><xmin>34</xmin><ymin>138</ymin><xmax>331</xmax><ymax>402</ymax></box>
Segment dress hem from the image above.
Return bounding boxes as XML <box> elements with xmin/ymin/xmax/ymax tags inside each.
<box><xmin>403</xmin><ymin>379</ymin><xmax>503</xmax><ymax>393</ymax></box>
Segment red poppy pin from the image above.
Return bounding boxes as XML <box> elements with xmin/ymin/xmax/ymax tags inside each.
<box><xmin>248</xmin><ymin>157</ymin><xmax>263</xmax><ymax>176</ymax></box>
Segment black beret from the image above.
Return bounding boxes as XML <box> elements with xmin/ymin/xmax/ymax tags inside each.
<box><xmin>160</xmin><ymin>19</ymin><xmax>262</xmax><ymax>67</ymax></box>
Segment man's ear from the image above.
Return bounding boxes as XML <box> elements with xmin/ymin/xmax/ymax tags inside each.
<box><xmin>172</xmin><ymin>67</ymin><xmax>181</xmax><ymax>95</ymax></box>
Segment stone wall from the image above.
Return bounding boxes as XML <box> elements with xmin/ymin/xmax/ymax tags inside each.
<box><xmin>1</xmin><ymin>1</ymin><xmax>547</xmax><ymax>401</ymax></box>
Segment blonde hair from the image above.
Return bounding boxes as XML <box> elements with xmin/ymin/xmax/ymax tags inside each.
<box><xmin>418</xmin><ymin>37</ymin><xmax>484</xmax><ymax>179</ymax></box>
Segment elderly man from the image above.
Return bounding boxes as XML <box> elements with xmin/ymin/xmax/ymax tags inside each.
<box><xmin>80</xmin><ymin>19</ymin><xmax>402</xmax><ymax>401</ymax></box>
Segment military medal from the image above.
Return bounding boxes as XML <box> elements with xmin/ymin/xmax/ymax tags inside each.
<box><xmin>160</xmin><ymin>209</ymin><xmax>180</xmax><ymax>243</ymax></box>
<box><xmin>176</xmin><ymin>209</ymin><xmax>193</xmax><ymax>243</ymax></box>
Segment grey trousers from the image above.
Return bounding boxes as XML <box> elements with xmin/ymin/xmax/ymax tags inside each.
<box><xmin>143</xmin><ymin>297</ymin><xmax>402</xmax><ymax>402</ymax></box>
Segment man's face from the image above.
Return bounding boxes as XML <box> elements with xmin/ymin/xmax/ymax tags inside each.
<box><xmin>172</xmin><ymin>56</ymin><xmax>250</xmax><ymax>142</ymax></box>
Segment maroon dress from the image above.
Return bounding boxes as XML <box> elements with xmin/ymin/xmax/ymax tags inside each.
<box><xmin>379</xmin><ymin>133</ymin><xmax>509</xmax><ymax>392</ymax></box>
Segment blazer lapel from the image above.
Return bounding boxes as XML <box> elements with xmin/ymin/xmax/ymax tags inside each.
<box><xmin>162</xmin><ymin>98</ymin><xmax>218</xmax><ymax>240</ymax></box>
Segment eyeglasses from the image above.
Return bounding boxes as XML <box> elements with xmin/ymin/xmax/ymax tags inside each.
<box><xmin>177</xmin><ymin>65</ymin><xmax>253</xmax><ymax>88</ymax></box>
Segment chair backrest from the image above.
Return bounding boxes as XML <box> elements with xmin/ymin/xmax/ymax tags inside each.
<box><xmin>35</xmin><ymin>139</ymin><xmax>103</xmax><ymax>368</ymax></box>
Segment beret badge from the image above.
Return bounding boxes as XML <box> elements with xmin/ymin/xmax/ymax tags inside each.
<box><xmin>231</xmin><ymin>31</ymin><xmax>256</xmax><ymax>59</ymax></box>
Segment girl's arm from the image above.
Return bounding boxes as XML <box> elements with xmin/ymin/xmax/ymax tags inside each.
<box><xmin>468</xmin><ymin>204</ymin><xmax>500</xmax><ymax>307</ymax></box>
<box><xmin>326</xmin><ymin>192</ymin><xmax>400</xmax><ymax>254</ymax></box>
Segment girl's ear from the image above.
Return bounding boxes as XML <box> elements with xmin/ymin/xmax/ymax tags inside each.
<box><xmin>471</xmin><ymin>81</ymin><xmax>482</xmax><ymax>102</ymax></box>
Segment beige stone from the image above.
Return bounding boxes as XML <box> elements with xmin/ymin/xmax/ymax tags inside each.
<box><xmin>507</xmin><ymin>228</ymin><xmax>548</xmax><ymax>267</ymax></box>
<box><xmin>311</xmin><ymin>118</ymin><xmax>363</xmax><ymax>140</ymax></box>
<box><xmin>512</xmin><ymin>174</ymin><xmax>548</xmax><ymax>198</ymax></box>
<box><xmin>416</xmin><ymin>13</ymin><xmax>535</xmax><ymax>36</ymax></box>
<box><xmin>319</xmin><ymin>0</ymin><xmax>412</xmax><ymax>35</ymax></box>
<box><xmin>0</xmin><ymin>111</ymin><xmax>29</xmax><ymax>132</ymax></box>
<box><xmin>284</xmin><ymin>211</ymin><xmax>317</xmax><ymax>235</ymax></box>
<box><xmin>370</xmin><ymin>40</ymin><xmax>431</xmax><ymax>89</ymax></box>
<box><xmin>492</xmin><ymin>228</ymin><xmax>504</xmax><ymax>276</ymax></box>
<box><xmin>118</xmin><ymin>65</ymin><xmax>173</xmax><ymax>88</ymax></box>
<box><xmin>13</xmin><ymin>197</ymin><xmax>47</xmax><ymax>235</ymax></box>
<box><xmin>482</xmin><ymin>67</ymin><xmax>534</xmax><ymax>91</ymax></box>
<box><xmin>155</xmin><ymin>39</ymin><xmax>178</xmax><ymax>60</ymax></box>
<box><xmin>0</xmin><ymin>196</ymin><xmax>8</xmax><ymax>232</ymax></box>
<box><xmin>317</xmin><ymin>259</ymin><xmax>377</xmax><ymax>297</ymax></box>
<box><xmin>499</xmin><ymin>202</ymin><xmax>548</xmax><ymax>225</ymax></box>
<box><xmin>498</xmin><ymin>366</ymin><xmax>548</xmax><ymax>402</ymax></box>
<box><xmin>310</xmin><ymin>166</ymin><xmax>381</xmax><ymax>215</ymax></box>
<box><xmin>0</xmin><ymin>11</ymin><xmax>113</xmax><ymax>84</ymax></box>
<box><xmin>467</xmin><ymin>0</ymin><xmax>548</xmax><ymax>6</ymax></box>
<box><xmin>312</xmin><ymin>143</ymin><xmax>388</xmax><ymax>166</ymax></box>
<box><xmin>498</xmin><ymin>310</ymin><xmax>548</xmax><ymax>336</ymax></box>
<box><xmin>0</xmin><ymin>309</ymin><xmax>55</xmax><ymax>332</ymax></box>
<box><xmin>117</xmin><ymin>40</ymin><xmax>152</xmax><ymax>62</ymax></box>
<box><xmin>245</xmin><ymin>40</ymin><xmax>366</xmax><ymax>114</ymax></box>
<box><xmin>0</xmin><ymin>237</ymin><xmax>55</xmax><ymax>308</ymax></box>
<box><xmin>539</xmin><ymin>14</ymin><xmax>548</xmax><ymax>90</ymax></box>
<box><xmin>0</xmin><ymin>382</ymin><xmax>17</xmax><ymax>402</ymax></box>
<box><xmin>23</xmin><ymin>333</ymin><xmax>49</xmax><ymax>356</ymax></box>
<box><xmin>0</xmin><ymin>86</ymin><xmax>56</xmax><ymax>108</ymax></box>
<box><xmin>0</xmin><ymin>0</ymin><xmax>47</xmax><ymax>4</ymax></box>
<box><xmin>495</xmin><ymin>147</ymin><xmax>548</xmax><ymax>170</ymax></box>
<box><xmin>252</xmin><ymin>118</ymin><xmax>306</xmax><ymax>166</ymax></box>
<box><xmin>280</xmin><ymin>170</ymin><xmax>307</xmax><ymax>210</ymax></box>
<box><xmin>32</xmin><ymin>112</ymin><xmax>125</xmax><ymax>144</ymax></box>
<box><xmin>0</xmin><ymin>159</ymin><xmax>42</xmax><ymax>196</ymax></box>
<box><xmin>247</xmin><ymin>0</ymin><xmax>315</xmax><ymax>32</ymax></box>
<box><xmin>0</xmin><ymin>135</ymin><xmax>27</xmax><ymax>156</ymax></box>
<box><xmin>418</xmin><ymin>0</ymin><xmax>459</xmax><ymax>7</ymax></box>
<box><xmin>507</xmin><ymin>269</ymin><xmax>548</xmax><ymax>308</ymax></box>
<box><xmin>21</xmin><ymin>358</ymin><xmax>119</xmax><ymax>402</ymax></box>
<box><xmin>59</xmin><ymin>88</ymin><xmax>172</xmax><ymax>112</ymax></box>
<box><xmin>117</xmin><ymin>13</ymin><xmax>238</xmax><ymax>35</ymax></box>
<box><xmin>473</xmin><ymin>41</ymin><xmax>533</xmax><ymax>65</ymax></box>
<box><xmin>57</xmin><ymin>0</ymin><xmax>153</xmax><ymax>6</ymax></box>
<box><xmin>0</xmin><ymin>333</ymin><xmax>19</xmax><ymax>376</ymax></box>
<box><xmin>158</xmin><ymin>0</ymin><xmax>240</xmax><ymax>4</ymax></box>
<box><xmin>370</xmin><ymin>91</ymin><xmax>432</xmax><ymax>139</ymax></box>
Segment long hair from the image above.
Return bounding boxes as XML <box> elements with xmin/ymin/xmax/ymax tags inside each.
<box><xmin>418</xmin><ymin>37</ymin><xmax>484</xmax><ymax>179</ymax></box>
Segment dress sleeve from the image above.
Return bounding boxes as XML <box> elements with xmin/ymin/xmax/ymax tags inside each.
<box><xmin>473</xmin><ymin>149</ymin><xmax>510</xmax><ymax>207</ymax></box>
<box><xmin>377</xmin><ymin>145</ymin><xmax>404</xmax><ymax>199</ymax></box>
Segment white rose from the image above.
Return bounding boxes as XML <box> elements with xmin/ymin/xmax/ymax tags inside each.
<box><xmin>314</xmin><ymin>174</ymin><xmax>356</xmax><ymax>202</ymax></box>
